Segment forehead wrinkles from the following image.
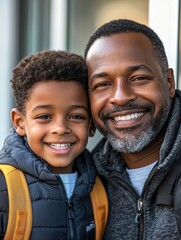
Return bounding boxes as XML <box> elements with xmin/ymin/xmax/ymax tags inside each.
<box><xmin>88</xmin><ymin>33</ymin><xmax>152</xmax><ymax>54</ymax></box>
<box><xmin>87</xmin><ymin>34</ymin><xmax>155</xmax><ymax>65</ymax></box>
<box><xmin>87</xmin><ymin>40</ymin><xmax>165</xmax><ymax>88</ymax></box>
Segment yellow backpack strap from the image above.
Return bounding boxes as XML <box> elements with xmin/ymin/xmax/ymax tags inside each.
<box><xmin>0</xmin><ymin>164</ymin><xmax>32</xmax><ymax>240</ymax></box>
<box><xmin>90</xmin><ymin>176</ymin><xmax>109</xmax><ymax>240</ymax></box>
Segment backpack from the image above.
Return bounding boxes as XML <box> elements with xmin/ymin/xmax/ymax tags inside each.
<box><xmin>0</xmin><ymin>164</ymin><xmax>108</xmax><ymax>240</ymax></box>
<box><xmin>155</xmin><ymin>160</ymin><xmax>181</xmax><ymax>234</ymax></box>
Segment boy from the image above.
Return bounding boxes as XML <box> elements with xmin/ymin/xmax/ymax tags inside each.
<box><xmin>0</xmin><ymin>50</ymin><xmax>97</xmax><ymax>239</ymax></box>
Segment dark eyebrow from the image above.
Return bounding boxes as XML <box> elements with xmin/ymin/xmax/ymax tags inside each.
<box><xmin>127</xmin><ymin>65</ymin><xmax>153</xmax><ymax>74</ymax></box>
<box><xmin>32</xmin><ymin>104</ymin><xmax>89</xmax><ymax>113</ymax></box>
<box><xmin>90</xmin><ymin>72</ymin><xmax>109</xmax><ymax>83</ymax></box>
<box><xmin>71</xmin><ymin>105</ymin><xmax>89</xmax><ymax>112</ymax></box>
<box><xmin>32</xmin><ymin>105</ymin><xmax>52</xmax><ymax>112</ymax></box>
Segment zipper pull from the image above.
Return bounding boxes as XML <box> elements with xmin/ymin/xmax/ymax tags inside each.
<box><xmin>135</xmin><ymin>199</ymin><xmax>143</xmax><ymax>224</ymax></box>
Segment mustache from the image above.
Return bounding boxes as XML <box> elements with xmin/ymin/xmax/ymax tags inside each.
<box><xmin>102</xmin><ymin>102</ymin><xmax>153</xmax><ymax>120</ymax></box>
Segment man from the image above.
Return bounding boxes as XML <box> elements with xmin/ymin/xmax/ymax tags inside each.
<box><xmin>85</xmin><ymin>19</ymin><xmax>181</xmax><ymax>239</ymax></box>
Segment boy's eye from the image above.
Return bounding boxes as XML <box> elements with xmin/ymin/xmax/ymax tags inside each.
<box><xmin>36</xmin><ymin>114</ymin><xmax>52</xmax><ymax>120</ymax></box>
<box><xmin>69</xmin><ymin>114</ymin><xmax>86</xmax><ymax>120</ymax></box>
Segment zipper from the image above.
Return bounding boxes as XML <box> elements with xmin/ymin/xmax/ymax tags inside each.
<box><xmin>57</xmin><ymin>176</ymin><xmax>76</xmax><ymax>240</ymax></box>
<box><xmin>135</xmin><ymin>198</ymin><xmax>144</xmax><ymax>240</ymax></box>
<box><xmin>135</xmin><ymin>199</ymin><xmax>143</xmax><ymax>224</ymax></box>
<box><xmin>108</xmin><ymin>166</ymin><xmax>159</xmax><ymax>240</ymax></box>
<box><xmin>67</xmin><ymin>199</ymin><xmax>76</xmax><ymax>240</ymax></box>
<box><xmin>108</xmin><ymin>176</ymin><xmax>143</xmax><ymax>237</ymax></box>
<box><xmin>135</xmin><ymin>166</ymin><xmax>158</xmax><ymax>239</ymax></box>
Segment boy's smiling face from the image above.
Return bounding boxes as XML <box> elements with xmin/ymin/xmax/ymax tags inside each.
<box><xmin>12</xmin><ymin>80</ymin><xmax>91</xmax><ymax>173</ymax></box>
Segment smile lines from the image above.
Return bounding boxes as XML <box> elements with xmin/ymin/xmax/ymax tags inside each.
<box><xmin>114</xmin><ymin>112</ymin><xmax>144</xmax><ymax>121</ymax></box>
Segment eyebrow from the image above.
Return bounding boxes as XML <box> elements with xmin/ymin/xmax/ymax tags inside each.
<box><xmin>71</xmin><ymin>105</ymin><xmax>89</xmax><ymax>112</ymax></box>
<box><xmin>32</xmin><ymin>105</ymin><xmax>52</xmax><ymax>112</ymax></box>
<box><xmin>90</xmin><ymin>72</ymin><xmax>109</xmax><ymax>83</ymax></box>
<box><xmin>127</xmin><ymin>64</ymin><xmax>153</xmax><ymax>74</ymax></box>
<box><xmin>32</xmin><ymin>104</ymin><xmax>89</xmax><ymax>112</ymax></box>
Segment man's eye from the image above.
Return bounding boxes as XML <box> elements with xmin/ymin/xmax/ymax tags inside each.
<box><xmin>93</xmin><ymin>82</ymin><xmax>111</xmax><ymax>90</ymax></box>
<box><xmin>132</xmin><ymin>76</ymin><xmax>152</xmax><ymax>82</ymax></box>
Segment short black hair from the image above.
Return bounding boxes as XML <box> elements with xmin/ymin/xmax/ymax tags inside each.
<box><xmin>85</xmin><ymin>19</ymin><xmax>168</xmax><ymax>74</ymax></box>
<box><xmin>11</xmin><ymin>50</ymin><xmax>88</xmax><ymax>113</ymax></box>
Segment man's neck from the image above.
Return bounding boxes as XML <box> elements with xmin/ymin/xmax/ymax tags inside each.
<box><xmin>121</xmin><ymin>131</ymin><xmax>165</xmax><ymax>169</ymax></box>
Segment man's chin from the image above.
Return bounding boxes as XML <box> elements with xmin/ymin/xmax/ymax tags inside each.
<box><xmin>106</xmin><ymin>128</ymin><xmax>156</xmax><ymax>153</ymax></box>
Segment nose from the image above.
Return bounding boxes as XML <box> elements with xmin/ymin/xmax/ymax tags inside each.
<box><xmin>109</xmin><ymin>79</ymin><xmax>137</xmax><ymax>105</ymax></box>
<box><xmin>50</xmin><ymin>118</ymin><xmax>71</xmax><ymax>135</ymax></box>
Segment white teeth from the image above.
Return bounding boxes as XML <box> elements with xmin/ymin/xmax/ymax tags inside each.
<box><xmin>50</xmin><ymin>143</ymin><xmax>71</xmax><ymax>149</ymax></box>
<box><xmin>114</xmin><ymin>113</ymin><xmax>144</xmax><ymax>121</ymax></box>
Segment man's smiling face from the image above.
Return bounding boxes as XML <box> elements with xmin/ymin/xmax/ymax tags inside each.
<box><xmin>86</xmin><ymin>32</ymin><xmax>175</xmax><ymax>152</ymax></box>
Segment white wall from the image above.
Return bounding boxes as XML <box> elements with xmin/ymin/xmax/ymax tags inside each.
<box><xmin>0</xmin><ymin>0</ymin><xmax>19</xmax><ymax>148</ymax></box>
<box><xmin>49</xmin><ymin>0</ymin><xmax>68</xmax><ymax>50</ymax></box>
<box><xmin>148</xmin><ymin>0</ymin><xmax>180</xmax><ymax>86</ymax></box>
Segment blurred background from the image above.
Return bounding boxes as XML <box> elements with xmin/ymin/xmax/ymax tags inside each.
<box><xmin>0</xmin><ymin>0</ymin><xmax>180</xmax><ymax>149</ymax></box>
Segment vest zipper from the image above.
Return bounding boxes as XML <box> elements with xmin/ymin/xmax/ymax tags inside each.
<box><xmin>67</xmin><ymin>199</ymin><xmax>76</xmax><ymax>240</ymax></box>
<box><xmin>58</xmin><ymin>177</ymin><xmax>76</xmax><ymax>240</ymax></box>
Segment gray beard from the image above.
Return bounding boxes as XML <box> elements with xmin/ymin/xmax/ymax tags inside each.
<box><xmin>97</xmin><ymin>93</ymin><xmax>171</xmax><ymax>153</ymax></box>
<box><xmin>107</xmin><ymin>124</ymin><xmax>160</xmax><ymax>153</ymax></box>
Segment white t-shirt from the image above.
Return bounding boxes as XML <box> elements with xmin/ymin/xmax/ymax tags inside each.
<box><xmin>59</xmin><ymin>172</ymin><xmax>78</xmax><ymax>199</ymax></box>
<box><xmin>126</xmin><ymin>161</ymin><xmax>157</xmax><ymax>196</ymax></box>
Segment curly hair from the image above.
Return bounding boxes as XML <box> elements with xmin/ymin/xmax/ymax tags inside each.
<box><xmin>84</xmin><ymin>19</ymin><xmax>168</xmax><ymax>75</ymax></box>
<box><xmin>11</xmin><ymin>50</ymin><xmax>88</xmax><ymax>113</ymax></box>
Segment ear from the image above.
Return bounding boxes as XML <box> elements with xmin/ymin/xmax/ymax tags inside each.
<box><xmin>89</xmin><ymin>119</ymin><xmax>96</xmax><ymax>137</ymax></box>
<box><xmin>11</xmin><ymin>108</ymin><xmax>26</xmax><ymax>136</ymax></box>
<box><xmin>167</xmin><ymin>68</ymin><xmax>175</xmax><ymax>98</ymax></box>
